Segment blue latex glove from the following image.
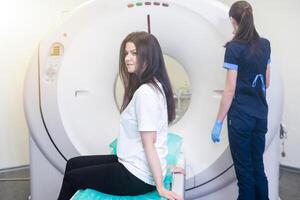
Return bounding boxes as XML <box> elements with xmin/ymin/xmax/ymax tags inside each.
<box><xmin>211</xmin><ymin>120</ymin><xmax>223</xmax><ymax>143</ymax></box>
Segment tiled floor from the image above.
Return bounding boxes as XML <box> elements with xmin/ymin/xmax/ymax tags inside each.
<box><xmin>279</xmin><ymin>166</ymin><xmax>300</xmax><ymax>200</ymax></box>
<box><xmin>0</xmin><ymin>167</ymin><xmax>30</xmax><ymax>200</ymax></box>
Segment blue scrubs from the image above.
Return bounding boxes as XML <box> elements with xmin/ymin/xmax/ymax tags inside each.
<box><xmin>224</xmin><ymin>38</ymin><xmax>271</xmax><ymax>200</ymax></box>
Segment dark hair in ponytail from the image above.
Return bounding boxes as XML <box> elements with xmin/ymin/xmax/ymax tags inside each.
<box><xmin>227</xmin><ymin>1</ymin><xmax>260</xmax><ymax>53</ymax></box>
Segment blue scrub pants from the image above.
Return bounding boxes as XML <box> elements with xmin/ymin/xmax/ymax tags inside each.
<box><xmin>227</xmin><ymin>109</ymin><xmax>269</xmax><ymax>200</ymax></box>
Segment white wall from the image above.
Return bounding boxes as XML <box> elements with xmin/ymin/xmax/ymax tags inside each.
<box><xmin>1</xmin><ymin>0</ymin><xmax>300</xmax><ymax>170</ymax></box>
<box><xmin>0</xmin><ymin>0</ymin><xmax>88</xmax><ymax>170</ymax></box>
<box><xmin>220</xmin><ymin>0</ymin><xmax>300</xmax><ymax>168</ymax></box>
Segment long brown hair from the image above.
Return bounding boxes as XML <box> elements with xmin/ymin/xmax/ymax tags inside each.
<box><xmin>227</xmin><ymin>1</ymin><xmax>260</xmax><ymax>52</ymax></box>
<box><xmin>119</xmin><ymin>31</ymin><xmax>175</xmax><ymax>124</ymax></box>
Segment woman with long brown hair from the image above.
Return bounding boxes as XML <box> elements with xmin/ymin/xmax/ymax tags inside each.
<box><xmin>211</xmin><ymin>1</ymin><xmax>271</xmax><ymax>200</ymax></box>
<box><xmin>58</xmin><ymin>31</ymin><xmax>183</xmax><ymax>200</ymax></box>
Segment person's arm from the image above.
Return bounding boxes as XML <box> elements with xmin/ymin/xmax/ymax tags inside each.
<box><xmin>211</xmin><ymin>69</ymin><xmax>237</xmax><ymax>143</ymax></box>
<box><xmin>141</xmin><ymin>132</ymin><xmax>182</xmax><ymax>200</ymax></box>
<box><xmin>211</xmin><ymin>43</ymin><xmax>239</xmax><ymax>143</ymax></box>
<box><xmin>216</xmin><ymin>69</ymin><xmax>237</xmax><ymax>121</ymax></box>
<box><xmin>266</xmin><ymin>64</ymin><xmax>270</xmax><ymax>89</ymax></box>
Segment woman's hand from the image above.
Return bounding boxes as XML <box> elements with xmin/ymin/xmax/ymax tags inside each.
<box><xmin>157</xmin><ymin>187</ymin><xmax>183</xmax><ymax>200</ymax></box>
<box><xmin>169</xmin><ymin>166</ymin><xmax>185</xmax><ymax>175</ymax></box>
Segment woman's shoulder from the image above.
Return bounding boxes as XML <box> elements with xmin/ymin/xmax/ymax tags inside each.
<box><xmin>135</xmin><ymin>83</ymin><xmax>159</xmax><ymax>96</ymax></box>
<box><xmin>225</xmin><ymin>41</ymin><xmax>246</xmax><ymax>58</ymax></box>
<box><xmin>259</xmin><ymin>37</ymin><xmax>271</xmax><ymax>47</ymax></box>
<box><xmin>226</xmin><ymin>40</ymin><xmax>245</xmax><ymax>51</ymax></box>
<box><xmin>133</xmin><ymin>83</ymin><xmax>163</xmax><ymax>105</ymax></box>
<box><xmin>260</xmin><ymin>37</ymin><xmax>270</xmax><ymax>43</ymax></box>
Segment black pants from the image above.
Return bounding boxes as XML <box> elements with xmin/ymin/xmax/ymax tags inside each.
<box><xmin>228</xmin><ymin>109</ymin><xmax>269</xmax><ymax>200</ymax></box>
<box><xmin>57</xmin><ymin>155</ymin><xmax>156</xmax><ymax>200</ymax></box>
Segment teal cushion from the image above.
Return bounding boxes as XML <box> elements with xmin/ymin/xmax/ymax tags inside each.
<box><xmin>71</xmin><ymin>172</ymin><xmax>172</xmax><ymax>200</ymax></box>
<box><xmin>71</xmin><ymin>133</ymin><xmax>182</xmax><ymax>200</ymax></box>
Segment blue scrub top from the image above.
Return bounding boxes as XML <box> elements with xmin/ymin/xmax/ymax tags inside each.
<box><xmin>224</xmin><ymin>38</ymin><xmax>271</xmax><ymax>119</ymax></box>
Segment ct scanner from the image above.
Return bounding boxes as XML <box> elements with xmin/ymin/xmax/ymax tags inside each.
<box><xmin>24</xmin><ymin>0</ymin><xmax>283</xmax><ymax>199</ymax></box>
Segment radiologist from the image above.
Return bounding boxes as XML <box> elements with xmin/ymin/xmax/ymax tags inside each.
<box><xmin>211</xmin><ymin>1</ymin><xmax>271</xmax><ymax>200</ymax></box>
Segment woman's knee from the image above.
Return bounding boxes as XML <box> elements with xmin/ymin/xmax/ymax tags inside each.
<box><xmin>65</xmin><ymin>156</ymin><xmax>82</xmax><ymax>171</ymax></box>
